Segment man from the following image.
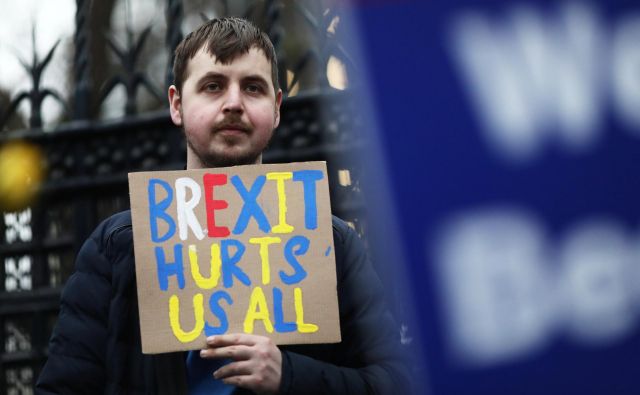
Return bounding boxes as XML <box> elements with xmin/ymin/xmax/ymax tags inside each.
<box><xmin>36</xmin><ymin>17</ymin><xmax>408</xmax><ymax>394</ymax></box>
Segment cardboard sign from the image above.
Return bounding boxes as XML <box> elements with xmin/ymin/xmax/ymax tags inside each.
<box><xmin>128</xmin><ymin>162</ymin><xmax>341</xmax><ymax>354</ymax></box>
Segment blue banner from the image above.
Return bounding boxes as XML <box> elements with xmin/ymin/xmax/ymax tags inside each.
<box><xmin>350</xmin><ymin>1</ymin><xmax>640</xmax><ymax>393</ymax></box>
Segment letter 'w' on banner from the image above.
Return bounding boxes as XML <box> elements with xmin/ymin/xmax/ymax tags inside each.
<box><xmin>128</xmin><ymin>162</ymin><xmax>340</xmax><ymax>354</ymax></box>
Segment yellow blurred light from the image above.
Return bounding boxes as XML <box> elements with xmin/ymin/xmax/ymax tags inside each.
<box><xmin>327</xmin><ymin>16</ymin><xmax>340</xmax><ymax>34</ymax></box>
<box><xmin>327</xmin><ymin>56</ymin><xmax>348</xmax><ymax>90</ymax></box>
<box><xmin>286</xmin><ymin>69</ymin><xmax>300</xmax><ymax>97</ymax></box>
<box><xmin>0</xmin><ymin>141</ymin><xmax>45</xmax><ymax>211</ymax></box>
<box><xmin>338</xmin><ymin>169</ymin><xmax>352</xmax><ymax>186</ymax></box>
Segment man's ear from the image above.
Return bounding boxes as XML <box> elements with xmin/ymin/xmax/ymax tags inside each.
<box><xmin>168</xmin><ymin>85</ymin><xmax>183</xmax><ymax>126</ymax></box>
<box><xmin>273</xmin><ymin>89</ymin><xmax>283</xmax><ymax>129</ymax></box>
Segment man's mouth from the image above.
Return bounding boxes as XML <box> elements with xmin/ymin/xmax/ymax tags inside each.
<box><xmin>213</xmin><ymin>123</ymin><xmax>251</xmax><ymax>135</ymax></box>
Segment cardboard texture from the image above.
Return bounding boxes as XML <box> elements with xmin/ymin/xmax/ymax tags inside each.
<box><xmin>128</xmin><ymin>162</ymin><xmax>340</xmax><ymax>354</ymax></box>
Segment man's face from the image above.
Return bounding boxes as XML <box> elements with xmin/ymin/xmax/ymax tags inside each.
<box><xmin>169</xmin><ymin>47</ymin><xmax>282</xmax><ymax>168</ymax></box>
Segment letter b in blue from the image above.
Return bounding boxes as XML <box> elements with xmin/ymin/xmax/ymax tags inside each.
<box><xmin>148</xmin><ymin>179</ymin><xmax>176</xmax><ymax>242</ymax></box>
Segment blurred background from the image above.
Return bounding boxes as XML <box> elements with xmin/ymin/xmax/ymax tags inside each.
<box><xmin>353</xmin><ymin>0</ymin><xmax>640</xmax><ymax>394</ymax></box>
<box><xmin>1</xmin><ymin>0</ymin><xmax>639</xmax><ymax>394</ymax></box>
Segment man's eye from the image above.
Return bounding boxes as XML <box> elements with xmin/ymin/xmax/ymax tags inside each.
<box><xmin>245</xmin><ymin>84</ymin><xmax>262</xmax><ymax>93</ymax></box>
<box><xmin>204</xmin><ymin>82</ymin><xmax>221</xmax><ymax>91</ymax></box>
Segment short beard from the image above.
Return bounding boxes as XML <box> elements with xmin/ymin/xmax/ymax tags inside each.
<box><xmin>181</xmin><ymin>111</ymin><xmax>274</xmax><ymax>168</ymax></box>
<box><xmin>186</xmin><ymin>136</ymin><xmax>264</xmax><ymax>168</ymax></box>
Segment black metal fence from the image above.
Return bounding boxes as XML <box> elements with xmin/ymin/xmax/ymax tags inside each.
<box><xmin>0</xmin><ymin>1</ymin><xmax>369</xmax><ymax>392</ymax></box>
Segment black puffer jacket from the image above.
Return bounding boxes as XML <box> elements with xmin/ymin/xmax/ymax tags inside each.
<box><xmin>36</xmin><ymin>211</ymin><xmax>408</xmax><ymax>394</ymax></box>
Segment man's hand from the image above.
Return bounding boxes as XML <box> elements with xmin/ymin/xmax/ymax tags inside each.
<box><xmin>200</xmin><ymin>334</ymin><xmax>282</xmax><ymax>394</ymax></box>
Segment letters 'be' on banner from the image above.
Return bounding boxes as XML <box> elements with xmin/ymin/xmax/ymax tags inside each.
<box><xmin>128</xmin><ymin>161</ymin><xmax>341</xmax><ymax>354</ymax></box>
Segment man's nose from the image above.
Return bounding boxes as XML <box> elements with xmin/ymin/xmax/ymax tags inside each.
<box><xmin>222</xmin><ymin>85</ymin><xmax>243</xmax><ymax>113</ymax></box>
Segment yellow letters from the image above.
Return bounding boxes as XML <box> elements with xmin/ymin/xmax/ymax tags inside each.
<box><xmin>249</xmin><ymin>237</ymin><xmax>281</xmax><ymax>285</ymax></box>
<box><xmin>169</xmin><ymin>293</ymin><xmax>204</xmax><ymax>342</ymax></box>
<box><xmin>243</xmin><ymin>287</ymin><xmax>274</xmax><ymax>334</ymax></box>
<box><xmin>266</xmin><ymin>172</ymin><xmax>294</xmax><ymax>233</ymax></box>
<box><xmin>188</xmin><ymin>244</ymin><xmax>221</xmax><ymax>289</ymax></box>
<box><xmin>294</xmin><ymin>287</ymin><xmax>318</xmax><ymax>333</ymax></box>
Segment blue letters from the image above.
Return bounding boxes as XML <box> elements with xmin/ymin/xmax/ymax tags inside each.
<box><xmin>205</xmin><ymin>291</ymin><xmax>233</xmax><ymax>336</ymax></box>
<box><xmin>273</xmin><ymin>287</ymin><xmax>296</xmax><ymax>332</ymax></box>
<box><xmin>292</xmin><ymin>170</ymin><xmax>323</xmax><ymax>230</ymax></box>
<box><xmin>155</xmin><ymin>244</ymin><xmax>185</xmax><ymax>291</ymax></box>
<box><xmin>280</xmin><ymin>235</ymin><xmax>309</xmax><ymax>285</ymax></box>
<box><xmin>231</xmin><ymin>175</ymin><xmax>271</xmax><ymax>234</ymax></box>
<box><xmin>221</xmin><ymin>239</ymin><xmax>251</xmax><ymax>288</ymax></box>
<box><xmin>148</xmin><ymin>179</ymin><xmax>176</xmax><ymax>242</ymax></box>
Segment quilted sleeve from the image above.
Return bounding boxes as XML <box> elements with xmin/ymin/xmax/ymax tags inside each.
<box><xmin>36</xmin><ymin>224</ymin><xmax>114</xmax><ymax>394</ymax></box>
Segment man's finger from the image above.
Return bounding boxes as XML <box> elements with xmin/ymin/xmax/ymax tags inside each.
<box><xmin>206</xmin><ymin>334</ymin><xmax>258</xmax><ymax>347</ymax></box>
<box><xmin>221</xmin><ymin>374</ymin><xmax>275</xmax><ymax>394</ymax></box>
<box><xmin>213</xmin><ymin>361</ymin><xmax>252</xmax><ymax>379</ymax></box>
<box><xmin>200</xmin><ymin>345</ymin><xmax>252</xmax><ymax>360</ymax></box>
<box><xmin>221</xmin><ymin>375</ymin><xmax>251</xmax><ymax>388</ymax></box>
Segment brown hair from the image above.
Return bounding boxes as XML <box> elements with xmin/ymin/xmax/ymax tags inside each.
<box><xmin>172</xmin><ymin>17</ymin><xmax>279</xmax><ymax>93</ymax></box>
